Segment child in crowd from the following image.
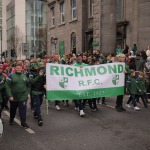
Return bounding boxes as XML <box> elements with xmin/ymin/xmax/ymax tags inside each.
<box><xmin>126</xmin><ymin>70</ymin><xmax>141</xmax><ymax>111</ymax></box>
<box><xmin>136</xmin><ymin>72</ymin><xmax>148</xmax><ymax>107</ymax></box>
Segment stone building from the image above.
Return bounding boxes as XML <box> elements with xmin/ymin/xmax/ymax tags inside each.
<box><xmin>47</xmin><ymin>0</ymin><xmax>150</xmax><ymax>55</ymax></box>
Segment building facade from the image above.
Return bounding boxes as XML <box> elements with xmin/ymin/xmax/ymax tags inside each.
<box><xmin>26</xmin><ymin>0</ymin><xmax>47</xmax><ymax>57</ymax></box>
<box><xmin>0</xmin><ymin>0</ymin><xmax>47</xmax><ymax>58</ymax></box>
<box><xmin>0</xmin><ymin>0</ymin><xmax>11</xmax><ymax>58</ymax></box>
<box><xmin>47</xmin><ymin>0</ymin><xmax>89</xmax><ymax>56</ymax></box>
<box><xmin>47</xmin><ymin>0</ymin><xmax>150</xmax><ymax>55</ymax></box>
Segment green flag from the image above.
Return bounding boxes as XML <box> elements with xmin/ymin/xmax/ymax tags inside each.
<box><xmin>59</xmin><ymin>41</ymin><xmax>65</xmax><ymax>56</ymax></box>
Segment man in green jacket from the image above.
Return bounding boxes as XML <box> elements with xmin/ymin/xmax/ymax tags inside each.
<box><xmin>6</xmin><ymin>61</ymin><xmax>30</xmax><ymax>128</ymax></box>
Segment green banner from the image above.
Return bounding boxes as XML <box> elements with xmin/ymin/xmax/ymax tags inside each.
<box><xmin>59</xmin><ymin>41</ymin><xmax>65</xmax><ymax>56</ymax></box>
<box><xmin>46</xmin><ymin>87</ymin><xmax>124</xmax><ymax>101</ymax></box>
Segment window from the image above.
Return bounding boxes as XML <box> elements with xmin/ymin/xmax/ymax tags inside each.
<box><xmin>116</xmin><ymin>0</ymin><xmax>123</xmax><ymax>21</ymax></box>
<box><xmin>39</xmin><ymin>17</ymin><xmax>42</xmax><ymax>26</ymax></box>
<box><xmin>71</xmin><ymin>32</ymin><xmax>76</xmax><ymax>53</ymax></box>
<box><xmin>51</xmin><ymin>7</ymin><xmax>55</xmax><ymax>26</ymax></box>
<box><xmin>90</xmin><ymin>0</ymin><xmax>94</xmax><ymax>17</ymax></box>
<box><xmin>60</xmin><ymin>2</ymin><xmax>65</xmax><ymax>23</ymax></box>
<box><xmin>71</xmin><ymin>0</ymin><xmax>77</xmax><ymax>20</ymax></box>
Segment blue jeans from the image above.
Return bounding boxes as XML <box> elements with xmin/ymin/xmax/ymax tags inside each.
<box><xmin>33</xmin><ymin>94</ymin><xmax>43</xmax><ymax>119</ymax></box>
<box><xmin>127</xmin><ymin>94</ymin><xmax>137</xmax><ymax>107</ymax></box>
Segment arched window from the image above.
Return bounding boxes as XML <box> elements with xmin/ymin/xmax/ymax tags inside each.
<box><xmin>71</xmin><ymin>32</ymin><xmax>76</xmax><ymax>54</ymax></box>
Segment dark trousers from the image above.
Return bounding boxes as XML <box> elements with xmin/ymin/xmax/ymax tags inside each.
<box><xmin>2</xmin><ymin>96</ymin><xmax>8</xmax><ymax>109</ymax></box>
<box><xmin>10</xmin><ymin>101</ymin><xmax>27</xmax><ymax>124</ymax></box>
<box><xmin>33</xmin><ymin>94</ymin><xmax>43</xmax><ymax>119</ymax></box>
<box><xmin>30</xmin><ymin>94</ymin><xmax>35</xmax><ymax>110</ymax></box>
<box><xmin>136</xmin><ymin>95</ymin><xmax>147</xmax><ymax>107</ymax></box>
<box><xmin>74</xmin><ymin>100</ymin><xmax>83</xmax><ymax>110</ymax></box>
<box><xmin>116</xmin><ymin>95</ymin><xmax>123</xmax><ymax>107</ymax></box>
<box><xmin>127</xmin><ymin>94</ymin><xmax>137</xmax><ymax>107</ymax></box>
<box><xmin>0</xmin><ymin>103</ymin><xmax>2</xmax><ymax>118</ymax></box>
<box><xmin>88</xmin><ymin>98</ymin><xmax>97</xmax><ymax>109</ymax></box>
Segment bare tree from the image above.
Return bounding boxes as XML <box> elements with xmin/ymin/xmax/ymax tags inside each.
<box><xmin>9</xmin><ymin>26</ymin><xmax>23</xmax><ymax>59</ymax></box>
<box><xmin>36</xmin><ymin>26</ymin><xmax>47</xmax><ymax>54</ymax></box>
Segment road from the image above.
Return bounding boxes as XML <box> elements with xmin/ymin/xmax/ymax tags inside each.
<box><xmin>0</xmin><ymin>96</ymin><xmax>150</xmax><ymax>150</ymax></box>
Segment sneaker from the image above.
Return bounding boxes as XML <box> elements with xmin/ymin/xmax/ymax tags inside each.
<box><xmin>80</xmin><ymin>110</ymin><xmax>85</xmax><ymax>117</ymax></box>
<box><xmin>126</xmin><ymin>104</ymin><xmax>131</xmax><ymax>108</ymax></box>
<box><xmin>120</xmin><ymin>107</ymin><xmax>126</xmax><ymax>111</ymax></box>
<box><xmin>92</xmin><ymin>108</ymin><xmax>98</xmax><ymax>112</ymax></box>
<box><xmin>134</xmin><ymin>106</ymin><xmax>140</xmax><ymax>111</ymax></box>
<box><xmin>21</xmin><ymin>123</ymin><xmax>29</xmax><ymax>129</ymax></box>
<box><xmin>38</xmin><ymin>119</ymin><xmax>43</xmax><ymax>126</ymax></box>
<box><xmin>56</xmin><ymin>105</ymin><xmax>60</xmax><ymax>110</ymax></box>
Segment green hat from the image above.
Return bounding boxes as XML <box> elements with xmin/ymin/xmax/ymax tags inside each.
<box><xmin>37</xmin><ymin>62</ymin><xmax>44</xmax><ymax>67</ymax></box>
<box><xmin>30</xmin><ymin>63</ymin><xmax>38</xmax><ymax>70</ymax></box>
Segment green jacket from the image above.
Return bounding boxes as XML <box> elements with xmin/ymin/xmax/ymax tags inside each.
<box><xmin>0</xmin><ymin>73</ymin><xmax>6</xmax><ymax>103</ymax></box>
<box><xmin>126</xmin><ymin>76</ymin><xmax>140</xmax><ymax>94</ymax></box>
<box><xmin>73</xmin><ymin>62</ymin><xmax>88</xmax><ymax>67</ymax></box>
<box><xmin>6</xmin><ymin>72</ymin><xmax>30</xmax><ymax>101</ymax></box>
<box><xmin>116</xmin><ymin>48</ymin><xmax>122</xmax><ymax>55</ymax></box>
<box><xmin>137</xmin><ymin>78</ymin><xmax>147</xmax><ymax>95</ymax></box>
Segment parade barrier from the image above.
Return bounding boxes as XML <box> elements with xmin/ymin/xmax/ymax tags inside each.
<box><xmin>46</xmin><ymin>63</ymin><xmax>125</xmax><ymax>100</ymax></box>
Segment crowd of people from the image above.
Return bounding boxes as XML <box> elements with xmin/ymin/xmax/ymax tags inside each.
<box><xmin>0</xmin><ymin>45</ymin><xmax>150</xmax><ymax>129</ymax></box>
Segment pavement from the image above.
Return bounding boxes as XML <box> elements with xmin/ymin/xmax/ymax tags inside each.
<box><xmin>0</xmin><ymin>96</ymin><xmax>150</xmax><ymax>150</ymax></box>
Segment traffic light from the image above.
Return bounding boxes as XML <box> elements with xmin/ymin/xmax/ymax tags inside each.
<box><xmin>11</xmin><ymin>49</ymin><xmax>15</xmax><ymax>57</ymax></box>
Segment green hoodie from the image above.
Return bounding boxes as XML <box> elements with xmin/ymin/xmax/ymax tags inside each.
<box><xmin>6</xmin><ymin>72</ymin><xmax>30</xmax><ymax>101</ymax></box>
<box><xmin>73</xmin><ymin>62</ymin><xmax>88</xmax><ymax>67</ymax></box>
<box><xmin>126</xmin><ymin>76</ymin><xmax>140</xmax><ymax>94</ymax></box>
<box><xmin>137</xmin><ymin>77</ymin><xmax>147</xmax><ymax>95</ymax></box>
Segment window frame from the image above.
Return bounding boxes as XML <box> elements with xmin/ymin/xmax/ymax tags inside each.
<box><xmin>71</xmin><ymin>0</ymin><xmax>77</xmax><ymax>20</ymax></box>
<box><xmin>60</xmin><ymin>1</ymin><xmax>65</xmax><ymax>24</ymax></box>
<box><xmin>89</xmin><ymin>0</ymin><xmax>94</xmax><ymax>17</ymax></box>
<box><xmin>51</xmin><ymin>7</ymin><xmax>55</xmax><ymax>27</ymax></box>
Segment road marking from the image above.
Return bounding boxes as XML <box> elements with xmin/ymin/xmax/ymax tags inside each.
<box><xmin>3</xmin><ymin>111</ymin><xmax>35</xmax><ymax>134</ymax></box>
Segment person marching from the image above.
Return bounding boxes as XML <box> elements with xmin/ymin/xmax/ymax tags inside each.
<box><xmin>115</xmin><ymin>54</ymin><xmax>129</xmax><ymax>112</ymax></box>
<box><xmin>51</xmin><ymin>54</ymin><xmax>61</xmax><ymax>110</ymax></box>
<box><xmin>6</xmin><ymin>61</ymin><xmax>30</xmax><ymax>128</ymax></box>
<box><xmin>73</xmin><ymin>53</ymin><xmax>88</xmax><ymax>117</ymax></box>
<box><xmin>136</xmin><ymin>71</ymin><xmax>148</xmax><ymax>108</ymax></box>
<box><xmin>29</xmin><ymin>63</ymin><xmax>46</xmax><ymax>126</ymax></box>
<box><xmin>126</xmin><ymin>70</ymin><xmax>141</xmax><ymax>111</ymax></box>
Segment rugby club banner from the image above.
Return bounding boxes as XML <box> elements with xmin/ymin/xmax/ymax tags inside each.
<box><xmin>46</xmin><ymin>63</ymin><xmax>125</xmax><ymax>101</ymax></box>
